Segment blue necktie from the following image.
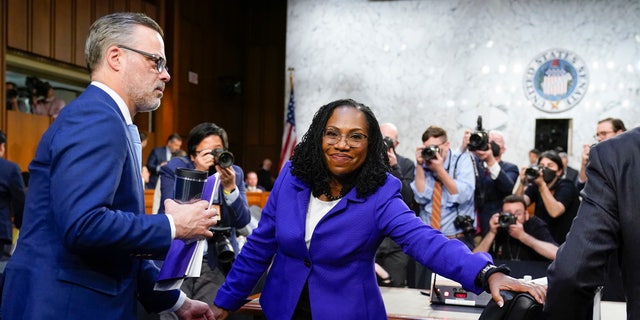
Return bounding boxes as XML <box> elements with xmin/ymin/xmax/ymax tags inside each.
<box><xmin>128</xmin><ymin>124</ymin><xmax>142</xmax><ymax>170</ymax></box>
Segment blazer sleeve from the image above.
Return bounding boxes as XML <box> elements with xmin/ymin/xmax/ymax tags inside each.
<box><xmin>8</xmin><ymin>161</ymin><xmax>26</xmax><ymax>228</ymax></box>
<box><xmin>50</xmin><ymin>107</ymin><xmax>171</xmax><ymax>256</ymax></box>
<box><xmin>544</xmin><ymin>145</ymin><xmax>619</xmax><ymax>319</ymax></box>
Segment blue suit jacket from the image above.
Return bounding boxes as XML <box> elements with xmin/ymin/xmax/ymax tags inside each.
<box><xmin>2</xmin><ymin>85</ymin><xmax>180</xmax><ymax>319</ymax></box>
<box><xmin>146</xmin><ymin>146</ymin><xmax>169</xmax><ymax>189</ymax></box>
<box><xmin>214</xmin><ymin>162</ymin><xmax>492</xmax><ymax>319</ymax></box>
<box><xmin>475</xmin><ymin>159</ymin><xmax>519</xmax><ymax>236</ymax></box>
<box><xmin>0</xmin><ymin>157</ymin><xmax>25</xmax><ymax>242</ymax></box>
<box><xmin>157</xmin><ymin>157</ymin><xmax>251</xmax><ymax>270</ymax></box>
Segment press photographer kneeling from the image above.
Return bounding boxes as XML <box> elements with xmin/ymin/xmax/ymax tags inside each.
<box><xmin>474</xmin><ymin>195</ymin><xmax>558</xmax><ymax>261</ymax></box>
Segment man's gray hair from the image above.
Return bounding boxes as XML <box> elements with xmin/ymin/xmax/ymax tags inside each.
<box><xmin>84</xmin><ymin>12</ymin><xmax>163</xmax><ymax>74</ymax></box>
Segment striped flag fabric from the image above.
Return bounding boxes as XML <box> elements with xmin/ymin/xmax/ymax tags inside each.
<box><xmin>279</xmin><ymin>70</ymin><xmax>296</xmax><ymax>172</ymax></box>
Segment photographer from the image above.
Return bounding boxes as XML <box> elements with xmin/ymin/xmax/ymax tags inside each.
<box><xmin>515</xmin><ymin>150</ymin><xmax>579</xmax><ymax>245</ymax></box>
<box><xmin>412</xmin><ymin>126</ymin><xmax>476</xmax><ymax>244</ymax></box>
<box><xmin>461</xmin><ymin>128</ymin><xmax>518</xmax><ymax>237</ymax></box>
<box><xmin>474</xmin><ymin>195</ymin><xmax>558</xmax><ymax>261</ymax></box>
<box><xmin>157</xmin><ymin>122</ymin><xmax>250</xmax><ymax>312</ymax></box>
<box><xmin>375</xmin><ymin>123</ymin><xmax>416</xmax><ymax>287</ymax></box>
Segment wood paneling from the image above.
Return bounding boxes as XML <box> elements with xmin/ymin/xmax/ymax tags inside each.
<box><xmin>53</xmin><ymin>0</ymin><xmax>72</xmax><ymax>62</ymax></box>
<box><xmin>74</xmin><ymin>0</ymin><xmax>91</xmax><ymax>66</ymax></box>
<box><xmin>2</xmin><ymin>0</ymin><xmax>287</xmax><ymax>175</ymax></box>
<box><xmin>7</xmin><ymin>0</ymin><xmax>28</xmax><ymax>51</ymax></box>
<box><xmin>31</xmin><ymin>0</ymin><xmax>51</xmax><ymax>57</ymax></box>
<box><xmin>6</xmin><ymin>111</ymin><xmax>50</xmax><ymax>171</ymax></box>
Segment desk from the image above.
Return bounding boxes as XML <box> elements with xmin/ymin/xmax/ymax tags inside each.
<box><xmin>238</xmin><ymin>287</ymin><xmax>627</xmax><ymax>319</ymax></box>
<box><xmin>246</xmin><ymin>191</ymin><xmax>269</xmax><ymax>208</ymax></box>
<box><xmin>239</xmin><ymin>287</ymin><xmax>482</xmax><ymax>319</ymax></box>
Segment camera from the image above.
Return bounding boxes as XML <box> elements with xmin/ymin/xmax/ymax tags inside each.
<box><xmin>421</xmin><ymin>145</ymin><xmax>440</xmax><ymax>161</ymax></box>
<box><xmin>211</xmin><ymin>148</ymin><xmax>234</xmax><ymax>168</ymax></box>
<box><xmin>468</xmin><ymin>116</ymin><xmax>489</xmax><ymax>151</ymax></box>
<box><xmin>525</xmin><ymin>165</ymin><xmax>541</xmax><ymax>182</ymax></box>
<box><xmin>498</xmin><ymin>212</ymin><xmax>517</xmax><ymax>228</ymax></box>
<box><xmin>383</xmin><ymin>136</ymin><xmax>395</xmax><ymax>150</ymax></box>
<box><xmin>453</xmin><ymin>215</ymin><xmax>476</xmax><ymax>236</ymax></box>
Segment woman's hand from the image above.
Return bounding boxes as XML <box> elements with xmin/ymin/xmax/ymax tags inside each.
<box><xmin>487</xmin><ymin>272</ymin><xmax>546</xmax><ymax>307</ymax></box>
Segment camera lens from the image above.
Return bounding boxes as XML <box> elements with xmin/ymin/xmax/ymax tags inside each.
<box><xmin>421</xmin><ymin>146</ymin><xmax>439</xmax><ymax>161</ymax></box>
<box><xmin>525</xmin><ymin>166</ymin><xmax>540</xmax><ymax>181</ymax></box>
<box><xmin>211</xmin><ymin>148</ymin><xmax>234</xmax><ymax>168</ymax></box>
<box><xmin>215</xmin><ymin>235</ymin><xmax>235</xmax><ymax>263</ymax></box>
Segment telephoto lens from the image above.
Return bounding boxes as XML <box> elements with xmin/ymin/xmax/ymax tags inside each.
<box><xmin>421</xmin><ymin>146</ymin><xmax>440</xmax><ymax>161</ymax></box>
<box><xmin>211</xmin><ymin>148</ymin><xmax>234</xmax><ymax>168</ymax></box>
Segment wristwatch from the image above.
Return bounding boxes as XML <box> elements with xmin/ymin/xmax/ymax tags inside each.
<box><xmin>475</xmin><ymin>263</ymin><xmax>511</xmax><ymax>292</ymax></box>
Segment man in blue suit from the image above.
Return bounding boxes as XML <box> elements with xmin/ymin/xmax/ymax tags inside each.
<box><xmin>1</xmin><ymin>13</ymin><xmax>216</xmax><ymax>319</ymax></box>
<box><xmin>0</xmin><ymin>130</ymin><xmax>25</xmax><ymax>260</ymax></box>
<box><xmin>462</xmin><ymin>130</ymin><xmax>519</xmax><ymax>237</ymax></box>
<box><xmin>146</xmin><ymin>133</ymin><xmax>183</xmax><ymax>189</ymax></box>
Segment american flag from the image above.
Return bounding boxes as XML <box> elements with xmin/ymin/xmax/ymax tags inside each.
<box><xmin>279</xmin><ymin>70</ymin><xmax>296</xmax><ymax>172</ymax></box>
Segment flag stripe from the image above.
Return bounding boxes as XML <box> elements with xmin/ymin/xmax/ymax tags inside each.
<box><xmin>279</xmin><ymin>76</ymin><xmax>296</xmax><ymax>172</ymax></box>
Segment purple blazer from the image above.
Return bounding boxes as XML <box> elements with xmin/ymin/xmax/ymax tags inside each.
<box><xmin>214</xmin><ymin>162</ymin><xmax>492</xmax><ymax>319</ymax></box>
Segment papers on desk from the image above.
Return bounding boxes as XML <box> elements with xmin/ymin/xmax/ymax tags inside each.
<box><xmin>154</xmin><ymin>173</ymin><xmax>220</xmax><ymax>291</ymax></box>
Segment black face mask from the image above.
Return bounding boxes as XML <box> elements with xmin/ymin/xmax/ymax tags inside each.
<box><xmin>542</xmin><ymin>167</ymin><xmax>557</xmax><ymax>184</ymax></box>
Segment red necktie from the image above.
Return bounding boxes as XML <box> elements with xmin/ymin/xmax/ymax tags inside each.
<box><xmin>430</xmin><ymin>180</ymin><xmax>442</xmax><ymax>230</ymax></box>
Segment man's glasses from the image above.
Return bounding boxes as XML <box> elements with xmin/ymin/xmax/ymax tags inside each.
<box><xmin>323</xmin><ymin>128</ymin><xmax>368</xmax><ymax>148</ymax></box>
<box><xmin>117</xmin><ymin>45</ymin><xmax>168</xmax><ymax>73</ymax></box>
<box><xmin>594</xmin><ymin>131</ymin><xmax>614</xmax><ymax>139</ymax></box>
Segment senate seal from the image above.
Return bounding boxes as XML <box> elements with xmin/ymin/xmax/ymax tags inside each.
<box><xmin>523</xmin><ymin>49</ymin><xmax>589</xmax><ymax>113</ymax></box>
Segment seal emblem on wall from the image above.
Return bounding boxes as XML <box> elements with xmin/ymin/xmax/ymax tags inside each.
<box><xmin>523</xmin><ymin>49</ymin><xmax>589</xmax><ymax>113</ymax></box>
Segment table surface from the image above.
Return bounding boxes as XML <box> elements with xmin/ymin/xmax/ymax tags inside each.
<box><xmin>239</xmin><ymin>286</ymin><xmax>627</xmax><ymax>320</ymax></box>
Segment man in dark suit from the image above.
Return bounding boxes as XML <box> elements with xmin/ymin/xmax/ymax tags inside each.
<box><xmin>558</xmin><ymin>152</ymin><xmax>578</xmax><ymax>183</ymax></box>
<box><xmin>146</xmin><ymin>133</ymin><xmax>182</xmax><ymax>189</ymax></box>
<box><xmin>462</xmin><ymin>130</ymin><xmax>519</xmax><ymax>237</ymax></box>
<box><xmin>1</xmin><ymin>13</ymin><xmax>215</xmax><ymax>319</ymax></box>
<box><xmin>545</xmin><ymin>128</ymin><xmax>640</xmax><ymax>318</ymax></box>
<box><xmin>0</xmin><ymin>130</ymin><xmax>25</xmax><ymax>260</ymax></box>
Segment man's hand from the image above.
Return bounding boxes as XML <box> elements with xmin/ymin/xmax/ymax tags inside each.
<box><xmin>215</xmin><ymin>165</ymin><xmax>237</xmax><ymax>193</ymax></box>
<box><xmin>175</xmin><ymin>298</ymin><xmax>215</xmax><ymax>320</ymax></box>
<box><xmin>387</xmin><ymin>148</ymin><xmax>398</xmax><ymax>167</ymax></box>
<box><xmin>211</xmin><ymin>305</ymin><xmax>230</xmax><ymax>320</ymax></box>
<box><xmin>581</xmin><ymin>144</ymin><xmax>591</xmax><ymax>165</ymax></box>
<box><xmin>164</xmin><ymin>199</ymin><xmax>216</xmax><ymax>240</ymax></box>
<box><xmin>488</xmin><ymin>213</ymin><xmax>500</xmax><ymax>234</ymax></box>
<box><xmin>507</xmin><ymin>221</ymin><xmax>525</xmax><ymax>240</ymax></box>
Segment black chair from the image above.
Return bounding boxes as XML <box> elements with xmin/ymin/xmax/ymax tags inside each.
<box><xmin>479</xmin><ymin>290</ymin><xmax>542</xmax><ymax>320</ymax></box>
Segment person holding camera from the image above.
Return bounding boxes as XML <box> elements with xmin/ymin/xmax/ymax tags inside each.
<box><xmin>375</xmin><ymin>122</ymin><xmax>416</xmax><ymax>287</ymax></box>
<box><xmin>474</xmin><ymin>194</ymin><xmax>558</xmax><ymax>261</ymax></box>
<box><xmin>515</xmin><ymin>150</ymin><xmax>579</xmax><ymax>245</ymax></box>
<box><xmin>412</xmin><ymin>125</ymin><xmax>476</xmax><ymax>245</ymax></box>
<box><xmin>157</xmin><ymin>122</ymin><xmax>250</xmax><ymax>313</ymax></box>
<box><xmin>576</xmin><ymin>117</ymin><xmax>626</xmax><ymax>192</ymax></box>
<box><xmin>461</xmin><ymin>128</ymin><xmax>519</xmax><ymax>238</ymax></box>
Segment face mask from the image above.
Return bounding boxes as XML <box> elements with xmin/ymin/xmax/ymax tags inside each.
<box><xmin>542</xmin><ymin>167</ymin><xmax>557</xmax><ymax>184</ymax></box>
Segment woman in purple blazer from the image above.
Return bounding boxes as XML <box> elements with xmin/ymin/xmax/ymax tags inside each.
<box><xmin>212</xmin><ymin>99</ymin><xmax>545</xmax><ymax>319</ymax></box>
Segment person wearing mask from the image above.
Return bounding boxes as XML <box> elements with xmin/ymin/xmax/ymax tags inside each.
<box><xmin>577</xmin><ymin>117</ymin><xmax>626</xmax><ymax>191</ymax></box>
<box><xmin>146</xmin><ymin>133</ymin><xmax>183</xmax><ymax>189</ymax></box>
<box><xmin>157</xmin><ymin>122</ymin><xmax>250</xmax><ymax>312</ymax></box>
<box><xmin>210</xmin><ymin>99</ymin><xmax>545</xmax><ymax>319</ymax></box>
<box><xmin>1</xmin><ymin>13</ymin><xmax>215</xmax><ymax>319</ymax></box>
<box><xmin>474</xmin><ymin>194</ymin><xmax>558</xmax><ymax>261</ymax></box>
<box><xmin>515</xmin><ymin>150</ymin><xmax>579</xmax><ymax>245</ymax></box>
<box><xmin>0</xmin><ymin>130</ymin><xmax>26</xmax><ymax>260</ymax></box>
<box><xmin>545</xmin><ymin>127</ymin><xmax>639</xmax><ymax>318</ymax></box>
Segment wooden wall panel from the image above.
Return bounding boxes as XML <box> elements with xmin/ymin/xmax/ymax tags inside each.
<box><xmin>53</xmin><ymin>0</ymin><xmax>72</xmax><ymax>62</ymax></box>
<box><xmin>74</xmin><ymin>0</ymin><xmax>91</xmax><ymax>66</ymax></box>
<box><xmin>6</xmin><ymin>111</ymin><xmax>50</xmax><ymax>171</ymax></box>
<box><xmin>93</xmin><ymin>0</ymin><xmax>110</xmax><ymax>22</ymax></box>
<box><xmin>129</xmin><ymin>0</ymin><xmax>142</xmax><ymax>13</ymax></box>
<box><xmin>7</xmin><ymin>0</ymin><xmax>28</xmax><ymax>51</ymax></box>
<box><xmin>31</xmin><ymin>0</ymin><xmax>51</xmax><ymax>57</ymax></box>
<box><xmin>112</xmin><ymin>0</ymin><xmax>127</xmax><ymax>12</ymax></box>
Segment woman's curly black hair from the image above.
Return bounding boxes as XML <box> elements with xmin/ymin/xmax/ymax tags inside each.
<box><xmin>290</xmin><ymin>99</ymin><xmax>390</xmax><ymax>199</ymax></box>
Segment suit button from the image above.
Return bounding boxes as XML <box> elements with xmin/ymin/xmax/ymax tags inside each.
<box><xmin>304</xmin><ymin>259</ymin><xmax>311</xmax><ymax>267</ymax></box>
